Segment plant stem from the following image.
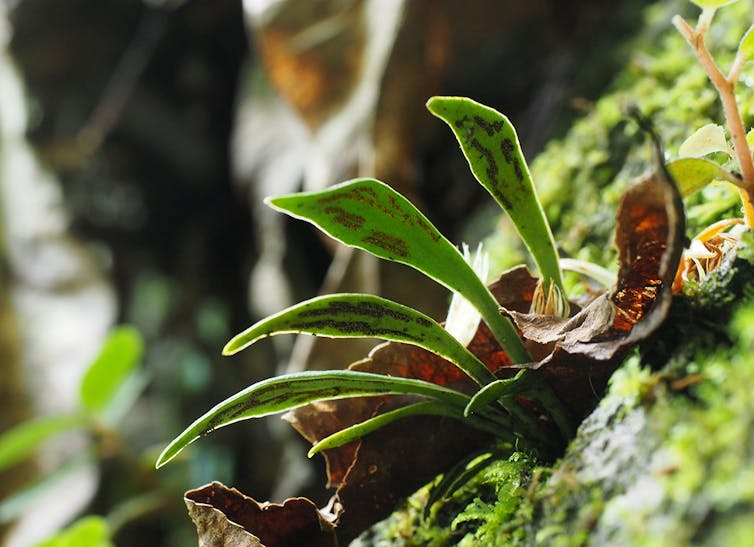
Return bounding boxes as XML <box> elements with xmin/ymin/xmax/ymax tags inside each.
<box><xmin>673</xmin><ymin>12</ymin><xmax>754</xmax><ymax>228</ymax></box>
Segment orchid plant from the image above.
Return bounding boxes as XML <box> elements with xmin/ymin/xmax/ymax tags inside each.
<box><xmin>156</xmin><ymin>96</ymin><xmax>574</xmax><ymax>470</ymax></box>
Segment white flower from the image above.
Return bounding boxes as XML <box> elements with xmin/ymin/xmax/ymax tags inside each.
<box><xmin>445</xmin><ymin>243</ymin><xmax>488</xmax><ymax>346</ymax></box>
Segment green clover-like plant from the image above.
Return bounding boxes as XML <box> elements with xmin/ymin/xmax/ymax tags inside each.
<box><xmin>156</xmin><ymin>97</ymin><xmax>571</xmax><ymax>470</ymax></box>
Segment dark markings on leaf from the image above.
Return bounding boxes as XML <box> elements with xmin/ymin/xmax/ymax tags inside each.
<box><xmin>453</xmin><ymin>115</ymin><xmax>470</xmax><ymax>129</ymax></box>
<box><xmin>473</xmin><ymin>115</ymin><xmax>504</xmax><ymax>137</ymax></box>
<box><xmin>414</xmin><ymin>215</ymin><xmax>441</xmax><ymax>242</ymax></box>
<box><xmin>362</xmin><ymin>231</ymin><xmax>410</xmax><ymax>258</ymax></box>
<box><xmin>204</xmin><ymin>380</ymin><xmax>348</xmax><ymax>433</ymax></box>
<box><xmin>298</xmin><ymin>300</ymin><xmax>413</xmax><ymax>323</ymax></box>
<box><xmin>500</xmin><ymin>138</ymin><xmax>515</xmax><ymax>163</ymax></box>
<box><xmin>469</xmin><ymin>138</ymin><xmax>498</xmax><ymax>180</ymax></box>
<box><xmin>319</xmin><ymin>187</ymin><xmax>398</xmax><ymax>221</ymax></box>
<box><xmin>288</xmin><ymin>319</ymin><xmax>425</xmax><ymax>342</ymax></box>
<box><xmin>500</xmin><ymin>138</ymin><xmax>524</xmax><ymax>182</ymax></box>
<box><xmin>387</xmin><ymin>194</ymin><xmax>403</xmax><ymax>217</ymax></box>
<box><xmin>385</xmin><ymin>194</ymin><xmax>441</xmax><ymax>242</ymax></box>
<box><xmin>470</xmin><ymin>138</ymin><xmax>513</xmax><ymax>210</ymax></box>
<box><xmin>323</xmin><ymin>207</ymin><xmax>366</xmax><ymax>230</ymax></box>
<box><xmin>414</xmin><ymin>316</ymin><xmax>433</xmax><ymax>328</ymax></box>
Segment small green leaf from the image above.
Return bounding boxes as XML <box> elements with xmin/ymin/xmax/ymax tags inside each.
<box><xmin>224</xmin><ymin>294</ymin><xmax>497</xmax><ymax>386</ymax></box>
<box><xmin>739</xmin><ymin>24</ymin><xmax>754</xmax><ymax>62</ymax></box>
<box><xmin>678</xmin><ymin>123</ymin><xmax>730</xmax><ymax>157</ymax></box>
<box><xmin>267</xmin><ymin>178</ymin><xmax>530</xmax><ymax>364</ymax></box>
<box><xmin>690</xmin><ymin>0</ymin><xmax>738</xmax><ymax>7</ymax></box>
<box><xmin>0</xmin><ymin>413</ymin><xmax>86</xmax><ymax>472</ymax></box>
<box><xmin>35</xmin><ymin>516</ymin><xmax>112</xmax><ymax>547</ymax></box>
<box><xmin>464</xmin><ymin>375</ymin><xmax>523</xmax><ymax>417</ymax></box>
<box><xmin>465</xmin><ymin>369</ymin><xmax>574</xmax><ymax>440</ymax></box>
<box><xmin>156</xmin><ymin>370</ymin><xmax>476</xmax><ymax>468</ymax></box>
<box><xmin>426</xmin><ymin>96</ymin><xmax>566</xmax><ymax>313</ymax></box>
<box><xmin>747</xmin><ymin>127</ymin><xmax>754</xmax><ymax>148</ymax></box>
<box><xmin>80</xmin><ymin>326</ymin><xmax>144</xmax><ymax>414</ymax></box>
<box><xmin>667</xmin><ymin>157</ymin><xmax>741</xmax><ymax>196</ymax></box>
<box><xmin>308</xmin><ymin>401</ymin><xmax>459</xmax><ymax>457</ymax></box>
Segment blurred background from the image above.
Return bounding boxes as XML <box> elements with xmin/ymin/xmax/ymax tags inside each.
<box><xmin>0</xmin><ymin>0</ymin><xmax>650</xmax><ymax>544</ymax></box>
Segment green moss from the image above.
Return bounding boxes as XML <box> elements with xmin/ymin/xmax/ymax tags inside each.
<box><xmin>361</xmin><ymin>452</ymin><xmax>537</xmax><ymax>546</ymax></box>
<box><xmin>486</xmin><ymin>0</ymin><xmax>754</xmax><ymax>276</ymax></box>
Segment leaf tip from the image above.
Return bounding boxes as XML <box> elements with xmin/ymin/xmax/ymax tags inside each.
<box><xmin>222</xmin><ymin>339</ymin><xmax>239</xmax><ymax>356</ymax></box>
<box><xmin>154</xmin><ymin>447</ymin><xmax>173</xmax><ymax>469</ymax></box>
<box><xmin>425</xmin><ymin>95</ymin><xmax>454</xmax><ymax>118</ymax></box>
<box><xmin>264</xmin><ymin>194</ymin><xmax>284</xmax><ymax>210</ymax></box>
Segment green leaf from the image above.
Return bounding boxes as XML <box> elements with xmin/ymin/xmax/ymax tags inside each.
<box><xmin>308</xmin><ymin>401</ymin><xmax>459</xmax><ymax>457</ymax></box>
<box><xmin>667</xmin><ymin>157</ymin><xmax>741</xmax><ymax>196</ymax></box>
<box><xmin>156</xmin><ymin>370</ymin><xmax>478</xmax><ymax>468</ymax></box>
<box><xmin>35</xmin><ymin>516</ymin><xmax>112</xmax><ymax>547</ymax></box>
<box><xmin>0</xmin><ymin>413</ymin><xmax>86</xmax><ymax>472</ymax></box>
<box><xmin>747</xmin><ymin>127</ymin><xmax>754</xmax><ymax>148</ymax></box>
<box><xmin>465</xmin><ymin>369</ymin><xmax>574</xmax><ymax>440</ymax></box>
<box><xmin>691</xmin><ymin>0</ymin><xmax>738</xmax><ymax>7</ymax></box>
<box><xmin>426</xmin><ymin>96</ymin><xmax>566</xmax><ymax>308</ymax></box>
<box><xmin>266</xmin><ymin>178</ymin><xmax>530</xmax><ymax>364</ymax></box>
<box><xmin>678</xmin><ymin>124</ymin><xmax>731</xmax><ymax>157</ymax></box>
<box><xmin>80</xmin><ymin>326</ymin><xmax>144</xmax><ymax>414</ymax></box>
<box><xmin>224</xmin><ymin>293</ymin><xmax>497</xmax><ymax>386</ymax></box>
<box><xmin>738</xmin><ymin>24</ymin><xmax>754</xmax><ymax>62</ymax></box>
<box><xmin>464</xmin><ymin>375</ymin><xmax>524</xmax><ymax>417</ymax></box>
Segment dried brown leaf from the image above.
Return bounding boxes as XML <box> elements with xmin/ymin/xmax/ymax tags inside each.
<box><xmin>185</xmin><ymin>482</ymin><xmax>337</xmax><ymax>547</ymax></box>
<box><xmin>506</xmin><ymin>166</ymin><xmax>685</xmax><ymax>415</ymax></box>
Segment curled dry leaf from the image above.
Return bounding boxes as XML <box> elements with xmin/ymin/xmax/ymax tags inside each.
<box><xmin>182</xmin><ymin>165</ymin><xmax>684</xmax><ymax>545</ymax></box>
<box><xmin>506</xmin><ymin>165</ymin><xmax>685</xmax><ymax>415</ymax></box>
<box><xmin>185</xmin><ymin>482</ymin><xmax>337</xmax><ymax>547</ymax></box>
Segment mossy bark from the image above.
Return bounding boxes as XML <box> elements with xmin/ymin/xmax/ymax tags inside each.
<box><xmin>366</xmin><ymin>1</ymin><xmax>754</xmax><ymax>545</ymax></box>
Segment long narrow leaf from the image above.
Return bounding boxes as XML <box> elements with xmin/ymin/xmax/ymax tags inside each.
<box><xmin>156</xmin><ymin>370</ymin><xmax>474</xmax><ymax>468</ymax></box>
<box><xmin>465</xmin><ymin>369</ymin><xmax>574</xmax><ymax>440</ymax></box>
<box><xmin>266</xmin><ymin>179</ymin><xmax>530</xmax><ymax>364</ymax></box>
<box><xmin>307</xmin><ymin>401</ymin><xmax>458</xmax><ymax>457</ymax></box>
<box><xmin>426</xmin><ymin>96</ymin><xmax>566</xmax><ymax>312</ymax></box>
<box><xmin>224</xmin><ymin>294</ymin><xmax>497</xmax><ymax>386</ymax></box>
<box><xmin>464</xmin><ymin>374</ymin><xmax>525</xmax><ymax>417</ymax></box>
